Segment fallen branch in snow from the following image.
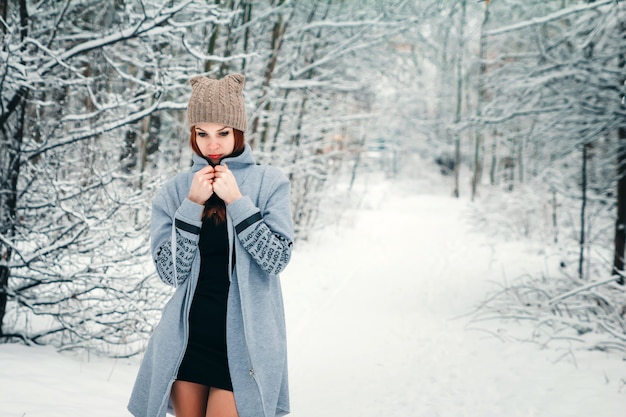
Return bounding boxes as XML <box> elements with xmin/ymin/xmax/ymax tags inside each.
<box><xmin>548</xmin><ymin>276</ymin><xmax>622</xmax><ymax>305</ymax></box>
<box><xmin>469</xmin><ymin>269</ymin><xmax>626</xmax><ymax>356</ymax></box>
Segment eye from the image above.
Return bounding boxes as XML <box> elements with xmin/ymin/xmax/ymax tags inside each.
<box><xmin>197</xmin><ymin>131</ymin><xmax>207</xmax><ymax>137</ymax></box>
<box><xmin>219</xmin><ymin>130</ymin><xmax>230</xmax><ymax>137</ymax></box>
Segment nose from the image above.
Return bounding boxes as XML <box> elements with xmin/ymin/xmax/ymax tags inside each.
<box><xmin>207</xmin><ymin>137</ymin><xmax>220</xmax><ymax>150</ymax></box>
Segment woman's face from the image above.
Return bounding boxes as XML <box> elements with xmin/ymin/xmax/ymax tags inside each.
<box><xmin>194</xmin><ymin>122</ymin><xmax>235</xmax><ymax>164</ymax></box>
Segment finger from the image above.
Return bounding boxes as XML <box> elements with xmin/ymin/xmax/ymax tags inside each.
<box><xmin>198</xmin><ymin>165</ymin><xmax>215</xmax><ymax>174</ymax></box>
<box><xmin>198</xmin><ymin>171</ymin><xmax>215</xmax><ymax>180</ymax></box>
<box><xmin>195</xmin><ymin>172</ymin><xmax>210</xmax><ymax>182</ymax></box>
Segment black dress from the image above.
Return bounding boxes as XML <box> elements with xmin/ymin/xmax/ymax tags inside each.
<box><xmin>176</xmin><ymin>218</ymin><xmax>233</xmax><ymax>391</ymax></box>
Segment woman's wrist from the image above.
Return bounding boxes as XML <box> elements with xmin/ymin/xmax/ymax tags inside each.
<box><xmin>187</xmin><ymin>193</ymin><xmax>205</xmax><ymax>205</ymax></box>
<box><xmin>225</xmin><ymin>194</ymin><xmax>242</xmax><ymax>205</ymax></box>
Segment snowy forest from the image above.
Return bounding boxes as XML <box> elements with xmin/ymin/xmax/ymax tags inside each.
<box><xmin>1</xmin><ymin>0</ymin><xmax>625</xmax><ymax>361</ymax></box>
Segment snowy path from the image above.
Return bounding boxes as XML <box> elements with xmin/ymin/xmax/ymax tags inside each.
<box><xmin>281</xmin><ymin>182</ymin><xmax>625</xmax><ymax>417</ymax></box>
<box><xmin>1</xmin><ymin>177</ymin><xmax>624</xmax><ymax>417</ymax></box>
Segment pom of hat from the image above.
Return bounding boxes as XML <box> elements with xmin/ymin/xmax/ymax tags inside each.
<box><xmin>186</xmin><ymin>73</ymin><xmax>247</xmax><ymax>132</ymax></box>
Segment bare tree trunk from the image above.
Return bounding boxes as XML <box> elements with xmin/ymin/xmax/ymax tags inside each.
<box><xmin>489</xmin><ymin>131</ymin><xmax>497</xmax><ymax>185</ymax></box>
<box><xmin>435</xmin><ymin>13</ymin><xmax>452</xmax><ymax>147</ymax></box>
<box><xmin>578</xmin><ymin>35</ymin><xmax>595</xmax><ymax>279</ymax></box>
<box><xmin>0</xmin><ymin>99</ymin><xmax>26</xmax><ymax>337</ymax></box>
<box><xmin>270</xmin><ymin>1</ymin><xmax>323</xmax><ymax>152</ymax></box>
<box><xmin>453</xmin><ymin>0</ymin><xmax>467</xmax><ymax>198</ymax></box>
<box><xmin>613</xmin><ymin>135</ymin><xmax>626</xmax><ymax>284</ymax></box>
<box><xmin>218</xmin><ymin>0</ymin><xmax>240</xmax><ymax>77</ymax></box>
<box><xmin>349</xmin><ymin>121</ymin><xmax>367</xmax><ymax>191</ymax></box>
<box><xmin>579</xmin><ymin>142</ymin><xmax>588</xmax><ymax>280</ymax></box>
<box><xmin>472</xmin><ymin>0</ymin><xmax>490</xmax><ymax>201</ymax></box>
<box><xmin>613</xmin><ymin>20</ymin><xmax>626</xmax><ymax>285</ymax></box>
<box><xmin>137</xmin><ymin>111</ymin><xmax>161</xmax><ymax>190</ymax></box>
<box><xmin>552</xmin><ymin>190</ymin><xmax>559</xmax><ymax>244</ymax></box>
<box><xmin>0</xmin><ymin>1</ymin><xmax>7</xmax><ymax>33</ymax></box>
<box><xmin>0</xmin><ymin>0</ymin><xmax>28</xmax><ymax>336</ymax></box>
<box><xmin>250</xmin><ymin>0</ymin><xmax>291</xmax><ymax>150</ymax></box>
<box><xmin>205</xmin><ymin>0</ymin><xmax>222</xmax><ymax>74</ymax></box>
<box><xmin>240</xmin><ymin>1</ymin><xmax>253</xmax><ymax>72</ymax></box>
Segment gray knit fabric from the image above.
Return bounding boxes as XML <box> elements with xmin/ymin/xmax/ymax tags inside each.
<box><xmin>186</xmin><ymin>73</ymin><xmax>247</xmax><ymax>132</ymax></box>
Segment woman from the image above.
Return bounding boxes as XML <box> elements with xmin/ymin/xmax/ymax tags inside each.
<box><xmin>128</xmin><ymin>73</ymin><xmax>294</xmax><ymax>417</ymax></box>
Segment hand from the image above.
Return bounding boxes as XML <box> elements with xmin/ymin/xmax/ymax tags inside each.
<box><xmin>213</xmin><ymin>163</ymin><xmax>242</xmax><ymax>205</ymax></box>
<box><xmin>188</xmin><ymin>165</ymin><xmax>215</xmax><ymax>205</ymax></box>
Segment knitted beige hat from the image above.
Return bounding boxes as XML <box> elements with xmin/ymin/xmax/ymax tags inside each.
<box><xmin>186</xmin><ymin>73</ymin><xmax>247</xmax><ymax>132</ymax></box>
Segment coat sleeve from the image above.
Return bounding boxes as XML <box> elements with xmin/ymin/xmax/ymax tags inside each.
<box><xmin>227</xmin><ymin>168</ymin><xmax>294</xmax><ymax>275</ymax></box>
<box><xmin>151</xmin><ymin>186</ymin><xmax>204</xmax><ymax>287</ymax></box>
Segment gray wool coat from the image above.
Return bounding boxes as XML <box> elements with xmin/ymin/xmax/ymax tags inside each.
<box><xmin>128</xmin><ymin>144</ymin><xmax>293</xmax><ymax>417</ymax></box>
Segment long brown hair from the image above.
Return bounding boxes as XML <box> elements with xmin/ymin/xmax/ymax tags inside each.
<box><xmin>189</xmin><ymin>127</ymin><xmax>245</xmax><ymax>223</ymax></box>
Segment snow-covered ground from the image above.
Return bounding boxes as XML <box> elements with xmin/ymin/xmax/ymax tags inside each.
<box><xmin>1</xmin><ymin>171</ymin><xmax>624</xmax><ymax>417</ymax></box>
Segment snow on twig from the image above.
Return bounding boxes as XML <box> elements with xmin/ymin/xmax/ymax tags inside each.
<box><xmin>484</xmin><ymin>0</ymin><xmax>615</xmax><ymax>38</ymax></box>
<box><xmin>548</xmin><ymin>276</ymin><xmax>623</xmax><ymax>305</ymax></box>
<box><xmin>25</xmin><ymin>100</ymin><xmax>186</xmax><ymax>159</ymax></box>
<box><xmin>34</xmin><ymin>0</ymin><xmax>195</xmax><ymax>77</ymax></box>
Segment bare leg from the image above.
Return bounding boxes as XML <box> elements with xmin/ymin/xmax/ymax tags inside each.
<box><xmin>171</xmin><ymin>380</ymin><xmax>210</xmax><ymax>417</ymax></box>
<box><xmin>205</xmin><ymin>387</ymin><xmax>239</xmax><ymax>417</ymax></box>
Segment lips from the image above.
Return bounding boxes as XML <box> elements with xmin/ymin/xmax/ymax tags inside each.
<box><xmin>208</xmin><ymin>154</ymin><xmax>221</xmax><ymax>160</ymax></box>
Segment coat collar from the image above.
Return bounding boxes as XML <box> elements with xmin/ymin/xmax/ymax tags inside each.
<box><xmin>191</xmin><ymin>143</ymin><xmax>256</xmax><ymax>173</ymax></box>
